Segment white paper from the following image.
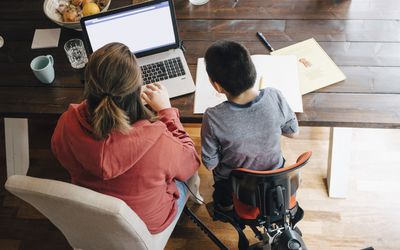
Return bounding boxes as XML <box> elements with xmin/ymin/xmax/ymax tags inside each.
<box><xmin>271</xmin><ymin>38</ymin><xmax>346</xmax><ymax>94</ymax></box>
<box><xmin>31</xmin><ymin>28</ymin><xmax>61</xmax><ymax>49</ymax></box>
<box><xmin>194</xmin><ymin>55</ymin><xmax>303</xmax><ymax>114</ymax></box>
<box><xmin>193</xmin><ymin>58</ymin><xmax>227</xmax><ymax>114</ymax></box>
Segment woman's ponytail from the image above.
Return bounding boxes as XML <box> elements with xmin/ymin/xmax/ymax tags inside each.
<box><xmin>84</xmin><ymin>42</ymin><xmax>151</xmax><ymax>140</ymax></box>
<box><xmin>92</xmin><ymin>96</ymin><xmax>131</xmax><ymax>139</ymax></box>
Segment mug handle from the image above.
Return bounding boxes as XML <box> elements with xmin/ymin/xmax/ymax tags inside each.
<box><xmin>46</xmin><ymin>55</ymin><xmax>54</xmax><ymax>66</ymax></box>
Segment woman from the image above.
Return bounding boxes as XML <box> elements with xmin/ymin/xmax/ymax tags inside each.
<box><xmin>51</xmin><ymin>42</ymin><xmax>200</xmax><ymax>233</ymax></box>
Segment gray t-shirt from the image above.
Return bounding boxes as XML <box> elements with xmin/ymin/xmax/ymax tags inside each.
<box><xmin>201</xmin><ymin>88</ymin><xmax>298</xmax><ymax>180</ymax></box>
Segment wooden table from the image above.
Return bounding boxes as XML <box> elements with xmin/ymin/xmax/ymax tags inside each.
<box><xmin>1</xmin><ymin>0</ymin><xmax>400</xmax><ymax>198</ymax></box>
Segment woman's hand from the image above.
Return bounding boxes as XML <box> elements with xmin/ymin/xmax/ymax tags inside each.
<box><xmin>141</xmin><ymin>82</ymin><xmax>171</xmax><ymax>112</ymax></box>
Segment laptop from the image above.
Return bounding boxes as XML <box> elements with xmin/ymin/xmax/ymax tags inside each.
<box><xmin>80</xmin><ymin>0</ymin><xmax>195</xmax><ymax>98</ymax></box>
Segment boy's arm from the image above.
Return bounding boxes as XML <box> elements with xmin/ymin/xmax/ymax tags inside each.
<box><xmin>281</xmin><ymin>115</ymin><xmax>299</xmax><ymax>138</ymax></box>
<box><xmin>201</xmin><ymin>112</ymin><xmax>220</xmax><ymax>170</ymax></box>
<box><xmin>283</xmin><ymin>130</ymin><xmax>299</xmax><ymax>138</ymax></box>
<box><xmin>275</xmin><ymin>90</ymin><xmax>299</xmax><ymax>137</ymax></box>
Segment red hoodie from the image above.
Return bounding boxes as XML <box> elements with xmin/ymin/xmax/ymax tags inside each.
<box><xmin>51</xmin><ymin>101</ymin><xmax>200</xmax><ymax>233</ymax></box>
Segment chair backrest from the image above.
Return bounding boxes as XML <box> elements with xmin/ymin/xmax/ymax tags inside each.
<box><xmin>5</xmin><ymin>175</ymin><xmax>153</xmax><ymax>250</ymax></box>
<box><xmin>230</xmin><ymin>151</ymin><xmax>312</xmax><ymax>223</ymax></box>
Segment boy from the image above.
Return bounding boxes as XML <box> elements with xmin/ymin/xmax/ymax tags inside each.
<box><xmin>201</xmin><ymin>40</ymin><xmax>299</xmax><ymax>214</ymax></box>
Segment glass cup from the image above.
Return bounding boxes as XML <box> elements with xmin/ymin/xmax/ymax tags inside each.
<box><xmin>64</xmin><ymin>39</ymin><xmax>88</xmax><ymax>69</ymax></box>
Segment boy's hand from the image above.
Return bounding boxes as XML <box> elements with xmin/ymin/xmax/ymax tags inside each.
<box><xmin>141</xmin><ymin>82</ymin><xmax>171</xmax><ymax>112</ymax></box>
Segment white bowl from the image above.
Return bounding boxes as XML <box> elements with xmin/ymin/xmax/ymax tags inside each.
<box><xmin>43</xmin><ymin>0</ymin><xmax>111</xmax><ymax>31</ymax></box>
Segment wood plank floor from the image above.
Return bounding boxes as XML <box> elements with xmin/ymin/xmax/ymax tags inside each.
<box><xmin>1</xmin><ymin>118</ymin><xmax>400</xmax><ymax>249</ymax></box>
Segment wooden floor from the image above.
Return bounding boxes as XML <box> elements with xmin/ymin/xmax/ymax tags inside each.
<box><xmin>1</xmin><ymin>118</ymin><xmax>400</xmax><ymax>249</ymax></box>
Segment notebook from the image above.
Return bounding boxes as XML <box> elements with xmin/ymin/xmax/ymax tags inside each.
<box><xmin>80</xmin><ymin>0</ymin><xmax>195</xmax><ymax>98</ymax></box>
<box><xmin>271</xmin><ymin>38</ymin><xmax>346</xmax><ymax>95</ymax></box>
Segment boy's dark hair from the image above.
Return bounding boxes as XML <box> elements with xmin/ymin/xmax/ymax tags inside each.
<box><xmin>204</xmin><ymin>40</ymin><xmax>257</xmax><ymax>97</ymax></box>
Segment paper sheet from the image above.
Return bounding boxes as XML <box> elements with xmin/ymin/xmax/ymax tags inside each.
<box><xmin>31</xmin><ymin>28</ymin><xmax>61</xmax><ymax>49</ymax></box>
<box><xmin>194</xmin><ymin>55</ymin><xmax>303</xmax><ymax>114</ymax></box>
<box><xmin>271</xmin><ymin>38</ymin><xmax>346</xmax><ymax>94</ymax></box>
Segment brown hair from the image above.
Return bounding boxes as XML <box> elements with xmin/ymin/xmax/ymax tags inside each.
<box><xmin>84</xmin><ymin>42</ymin><xmax>151</xmax><ymax>139</ymax></box>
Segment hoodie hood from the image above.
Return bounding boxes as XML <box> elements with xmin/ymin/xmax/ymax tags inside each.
<box><xmin>54</xmin><ymin>102</ymin><xmax>164</xmax><ymax>180</ymax></box>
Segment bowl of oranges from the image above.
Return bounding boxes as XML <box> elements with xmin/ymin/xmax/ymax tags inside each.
<box><xmin>43</xmin><ymin>0</ymin><xmax>111</xmax><ymax>30</ymax></box>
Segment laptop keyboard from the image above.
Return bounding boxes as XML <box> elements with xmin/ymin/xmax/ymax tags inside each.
<box><xmin>140</xmin><ymin>57</ymin><xmax>186</xmax><ymax>85</ymax></box>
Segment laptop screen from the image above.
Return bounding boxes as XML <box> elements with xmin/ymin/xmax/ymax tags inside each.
<box><xmin>80</xmin><ymin>0</ymin><xmax>179</xmax><ymax>57</ymax></box>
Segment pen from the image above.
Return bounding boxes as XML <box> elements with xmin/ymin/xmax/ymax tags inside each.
<box><xmin>256</xmin><ymin>32</ymin><xmax>274</xmax><ymax>52</ymax></box>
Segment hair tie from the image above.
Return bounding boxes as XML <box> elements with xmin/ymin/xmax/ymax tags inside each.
<box><xmin>102</xmin><ymin>92</ymin><xmax>113</xmax><ymax>98</ymax></box>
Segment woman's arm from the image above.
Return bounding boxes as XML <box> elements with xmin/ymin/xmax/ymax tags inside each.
<box><xmin>142</xmin><ymin>82</ymin><xmax>200</xmax><ymax>180</ymax></box>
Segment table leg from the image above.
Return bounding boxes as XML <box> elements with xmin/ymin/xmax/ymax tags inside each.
<box><xmin>327</xmin><ymin>127</ymin><xmax>353</xmax><ymax>198</ymax></box>
<box><xmin>4</xmin><ymin>118</ymin><xmax>29</xmax><ymax>177</ymax></box>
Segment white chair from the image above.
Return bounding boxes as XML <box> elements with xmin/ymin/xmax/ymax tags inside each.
<box><xmin>5</xmin><ymin>175</ymin><xmax>184</xmax><ymax>250</ymax></box>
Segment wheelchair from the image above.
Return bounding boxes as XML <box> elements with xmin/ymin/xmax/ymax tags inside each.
<box><xmin>185</xmin><ymin>151</ymin><xmax>312</xmax><ymax>250</ymax></box>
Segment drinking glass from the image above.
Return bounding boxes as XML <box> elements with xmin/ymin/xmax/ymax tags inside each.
<box><xmin>64</xmin><ymin>39</ymin><xmax>88</xmax><ymax>69</ymax></box>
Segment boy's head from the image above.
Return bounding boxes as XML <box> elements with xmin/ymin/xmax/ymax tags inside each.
<box><xmin>205</xmin><ymin>40</ymin><xmax>257</xmax><ymax>97</ymax></box>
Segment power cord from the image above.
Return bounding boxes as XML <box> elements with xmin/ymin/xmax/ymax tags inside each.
<box><xmin>182</xmin><ymin>181</ymin><xmax>207</xmax><ymax>206</ymax></box>
<box><xmin>179</xmin><ymin>40</ymin><xmax>186</xmax><ymax>53</ymax></box>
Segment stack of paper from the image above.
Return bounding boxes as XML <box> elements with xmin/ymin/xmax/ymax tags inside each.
<box><xmin>194</xmin><ymin>55</ymin><xmax>303</xmax><ymax>114</ymax></box>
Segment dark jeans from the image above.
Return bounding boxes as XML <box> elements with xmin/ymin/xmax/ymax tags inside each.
<box><xmin>212</xmin><ymin>176</ymin><xmax>233</xmax><ymax>208</ymax></box>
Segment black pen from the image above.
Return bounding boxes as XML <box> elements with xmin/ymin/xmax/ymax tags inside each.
<box><xmin>256</xmin><ymin>32</ymin><xmax>274</xmax><ymax>52</ymax></box>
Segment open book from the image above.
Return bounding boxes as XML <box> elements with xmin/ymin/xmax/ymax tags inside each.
<box><xmin>271</xmin><ymin>38</ymin><xmax>346</xmax><ymax>95</ymax></box>
<box><xmin>193</xmin><ymin>55</ymin><xmax>303</xmax><ymax>114</ymax></box>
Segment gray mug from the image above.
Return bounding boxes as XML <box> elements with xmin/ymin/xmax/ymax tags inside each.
<box><xmin>30</xmin><ymin>55</ymin><xmax>55</xmax><ymax>84</ymax></box>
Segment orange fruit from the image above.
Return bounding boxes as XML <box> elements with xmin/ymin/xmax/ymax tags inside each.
<box><xmin>82</xmin><ymin>3</ymin><xmax>100</xmax><ymax>16</ymax></box>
